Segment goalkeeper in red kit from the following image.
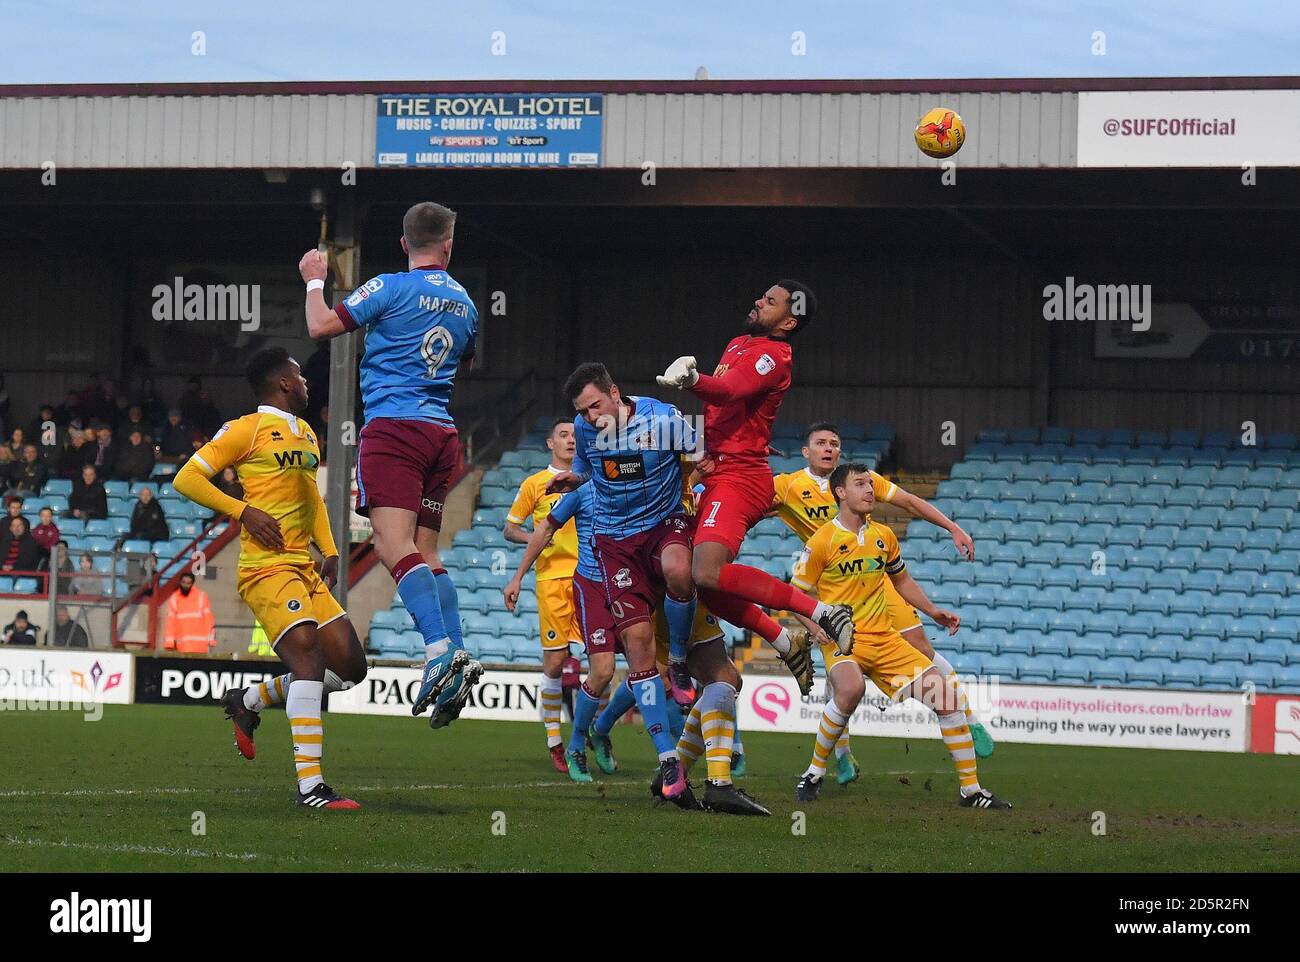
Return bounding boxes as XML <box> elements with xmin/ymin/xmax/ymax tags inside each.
<box><xmin>657</xmin><ymin>280</ymin><xmax>856</xmax><ymax>662</ymax></box>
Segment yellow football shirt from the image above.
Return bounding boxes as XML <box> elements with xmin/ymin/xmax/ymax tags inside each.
<box><xmin>173</xmin><ymin>405</ymin><xmax>337</xmax><ymax>570</ymax></box>
<box><xmin>773</xmin><ymin>468</ymin><xmax>898</xmax><ymax>543</ymax></box>
<box><xmin>507</xmin><ymin>466</ymin><xmax>579</xmax><ymax>582</ymax></box>
<box><xmin>792</xmin><ymin>516</ymin><xmax>905</xmax><ymax>635</ymax></box>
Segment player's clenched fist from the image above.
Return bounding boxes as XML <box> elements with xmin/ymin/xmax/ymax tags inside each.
<box><xmin>502</xmin><ymin>577</ymin><xmax>522</xmax><ymax>613</ymax></box>
<box><xmin>656</xmin><ymin>355</ymin><xmax>698</xmax><ymax>389</ymax></box>
<box><xmin>298</xmin><ymin>248</ymin><xmax>329</xmax><ymax>284</ymax></box>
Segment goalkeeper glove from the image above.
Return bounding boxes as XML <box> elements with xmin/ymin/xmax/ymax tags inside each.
<box><xmin>656</xmin><ymin>355</ymin><xmax>699</xmax><ymax>390</ymax></box>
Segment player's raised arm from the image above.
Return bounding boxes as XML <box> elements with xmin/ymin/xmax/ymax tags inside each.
<box><xmin>298</xmin><ymin>249</ymin><xmax>347</xmax><ymax>339</ymax></box>
<box><xmin>886</xmin><ymin>481</ymin><xmax>975</xmax><ymax>561</ymax></box>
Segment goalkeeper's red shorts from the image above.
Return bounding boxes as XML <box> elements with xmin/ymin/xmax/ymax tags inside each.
<box><xmin>693</xmin><ymin>465</ymin><xmax>775</xmax><ymax>557</ymax></box>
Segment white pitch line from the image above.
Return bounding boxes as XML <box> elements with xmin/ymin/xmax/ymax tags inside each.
<box><xmin>0</xmin><ymin>779</ymin><xmax>634</xmax><ymax>799</ymax></box>
<box><xmin>1</xmin><ymin>835</ymin><xmax>456</xmax><ymax>872</ymax></box>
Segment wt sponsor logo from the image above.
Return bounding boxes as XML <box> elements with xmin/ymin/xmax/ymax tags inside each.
<box><xmin>751</xmin><ymin>682</ymin><xmax>792</xmax><ymax>725</ymax></box>
<box><xmin>50</xmin><ymin>892</ymin><xmax>151</xmax><ymax>942</ymax></box>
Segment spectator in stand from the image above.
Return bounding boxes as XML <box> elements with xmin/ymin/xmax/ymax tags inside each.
<box><xmin>8</xmin><ymin>444</ymin><xmax>49</xmax><ymax>496</ymax></box>
<box><xmin>159</xmin><ymin>408</ymin><xmax>197</xmax><ymax>463</ymax></box>
<box><xmin>6</xmin><ymin>495</ymin><xmax>24</xmax><ymax>523</ymax></box>
<box><xmin>133</xmin><ymin>376</ymin><xmax>166</xmax><ymax>430</ymax></box>
<box><xmin>7</xmin><ymin>427</ymin><xmax>24</xmax><ymax>458</ymax></box>
<box><xmin>163</xmin><ymin>571</ymin><xmax>215</xmax><ymax>653</ymax></box>
<box><xmin>3</xmin><ymin>610</ymin><xmax>39</xmax><ymax>646</ymax></box>
<box><xmin>85</xmin><ymin>377</ymin><xmax>120</xmax><ymax>429</ymax></box>
<box><xmin>0</xmin><ymin>440</ymin><xmax>13</xmax><ymax>490</ymax></box>
<box><xmin>0</xmin><ymin>516</ymin><xmax>42</xmax><ymax>574</ymax></box>
<box><xmin>128</xmin><ymin>486</ymin><xmax>169</xmax><ymax>542</ymax></box>
<box><xmin>71</xmin><ymin>553</ymin><xmax>101</xmax><ymax>597</ymax></box>
<box><xmin>32</xmin><ymin>506</ymin><xmax>59</xmax><ymax>563</ymax></box>
<box><xmin>68</xmin><ymin>464</ymin><xmax>108</xmax><ymax>521</ymax></box>
<box><xmin>50</xmin><ymin>606</ymin><xmax>89</xmax><ymax>648</ymax></box>
<box><xmin>214</xmin><ymin>465</ymin><xmax>243</xmax><ymax>503</ymax></box>
<box><xmin>55</xmin><ymin>389</ymin><xmax>82</xmax><ymax>427</ymax></box>
<box><xmin>26</xmin><ymin>403</ymin><xmax>57</xmax><ymax>445</ymax></box>
<box><xmin>90</xmin><ymin>425</ymin><xmax>117</xmax><ymax>476</ymax></box>
<box><xmin>51</xmin><ymin>540</ymin><xmax>74</xmax><ymax>595</ymax></box>
<box><xmin>114</xmin><ymin>428</ymin><xmax>155</xmax><ymax>482</ymax></box>
<box><xmin>119</xmin><ymin>404</ymin><xmax>152</xmax><ymax>445</ymax></box>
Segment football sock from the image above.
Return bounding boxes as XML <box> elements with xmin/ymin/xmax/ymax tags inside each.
<box><xmin>732</xmin><ymin>725</ymin><xmax>744</xmax><ymax>756</ymax></box>
<box><xmin>594</xmin><ymin>678</ymin><xmax>635</xmax><ymax>736</ymax></box>
<box><xmin>432</xmin><ymin>568</ymin><xmax>464</xmax><ymax>651</ymax></box>
<box><xmin>540</xmin><ymin>673</ymin><xmax>564</xmax><ymax>748</ymax></box>
<box><xmin>629</xmin><ymin>668</ymin><xmax>677</xmax><ymax>760</ymax></box>
<box><xmin>597</xmin><ymin>685</ymin><xmax>611</xmax><ymax>718</ymax></box>
<box><xmin>675</xmin><ymin>703</ymin><xmax>704</xmax><ymax>771</ymax></box>
<box><xmin>939</xmin><ymin>710</ymin><xmax>982</xmax><ymax>796</ymax></box>
<box><xmin>805</xmin><ymin>701</ymin><xmax>851</xmax><ymax>778</ymax></box>
<box><xmin>698</xmin><ymin>587</ymin><xmax>785</xmax><ymax>646</ymax></box>
<box><xmin>663</xmin><ymin>591</ymin><xmax>696</xmax><ymax>663</ymax></box>
<box><xmin>286</xmin><ymin>679</ymin><xmax>325</xmax><ymax>793</ymax></box>
<box><xmin>392</xmin><ymin>553</ymin><xmax>448</xmax><ymax>659</ymax></box>
<box><xmin>930</xmin><ymin>651</ymin><xmax>975</xmax><ymax>722</ymax></box>
<box><xmin>568</xmin><ymin>681</ymin><xmax>602</xmax><ymax>754</ymax></box>
<box><xmin>835</xmin><ymin>730</ymin><xmax>852</xmax><ymax>758</ymax></box>
<box><xmin>665</xmin><ymin>697</ymin><xmax>685</xmax><ymax>740</ymax></box>
<box><xmin>716</xmin><ymin>563</ymin><xmax>818</xmax><ymax>620</ymax></box>
<box><xmin>697</xmin><ymin>682</ymin><xmax>738</xmax><ymax>786</ymax></box>
<box><xmin>245</xmin><ymin>673</ymin><xmax>289</xmax><ymax>711</ymax></box>
<box><xmin>244</xmin><ymin>669</ymin><xmax>352</xmax><ymax>712</ymax></box>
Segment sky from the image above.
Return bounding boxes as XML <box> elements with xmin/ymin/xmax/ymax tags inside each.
<box><xmin>3</xmin><ymin>0</ymin><xmax>1298</xmax><ymax>84</ymax></box>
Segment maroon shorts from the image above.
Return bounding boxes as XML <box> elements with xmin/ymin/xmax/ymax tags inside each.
<box><xmin>694</xmin><ymin>466</ymin><xmax>775</xmax><ymax>557</ymax></box>
<box><xmin>356</xmin><ymin>417</ymin><xmax>461</xmax><ymax>530</ymax></box>
<box><xmin>594</xmin><ymin>513</ymin><xmax>693</xmax><ymax>633</ymax></box>
<box><xmin>572</xmin><ymin>572</ymin><xmax>623</xmax><ymax>656</ymax></box>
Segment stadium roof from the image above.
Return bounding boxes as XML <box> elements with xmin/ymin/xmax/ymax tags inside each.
<box><xmin>0</xmin><ymin>76</ymin><xmax>1295</xmax><ymax>171</ymax></box>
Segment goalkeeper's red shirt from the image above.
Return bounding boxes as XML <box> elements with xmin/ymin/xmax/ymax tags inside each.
<box><xmin>689</xmin><ymin>334</ymin><xmax>793</xmax><ymax>472</ymax></box>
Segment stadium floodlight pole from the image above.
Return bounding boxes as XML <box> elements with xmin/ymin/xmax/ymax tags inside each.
<box><xmin>324</xmin><ymin>194</ymin><xmax>360</xmax><ymax>607</ymax></box>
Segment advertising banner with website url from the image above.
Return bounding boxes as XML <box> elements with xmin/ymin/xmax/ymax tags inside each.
<box><xmin>738</xmin><ymin>674</ymin><xmax>1249</xmax><ymax>753</ymax></box>
<box><xmin>0</xmin><ymin>647</ymin><xmax>133</xmax><ymax>710</ymax></box>
<box><xmin>376</xmin><ymin>93</ymin><xmax>602</xmax><ymax>168</ymax></box>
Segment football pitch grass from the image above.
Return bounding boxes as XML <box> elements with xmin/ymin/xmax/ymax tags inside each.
<box><xmin>2</xmin><ymin>704</ymin><xmax>1296</xmax><ymax>873</ymax></box>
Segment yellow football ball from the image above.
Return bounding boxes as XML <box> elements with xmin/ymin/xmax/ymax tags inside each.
<box><xmin>914</xmin><ymin>107</ymin><xmax>966</xmax><ymax>159</ymax></box>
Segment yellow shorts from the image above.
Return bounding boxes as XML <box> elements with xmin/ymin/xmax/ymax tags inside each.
<box><xmin>237</xmin><ymin>563</ymin><xmax>345</xmax><ymax>647</ymax></box>
<box><xmin>885</xmin><ymin>578</ymin><xmax>923</xmax><ymax>633</ymax></box>
<box><xmin>537</xmin><ymin>577</ymin><xmax>582</xmax><ymax>651</ymax></box>
<box><xmin>653</xmin><ymin>602</ymin><xmax>725</xmax><ymax>664</ymax></box>
<box><xmin>821</xmin><ymin>629</ymin><xmax>934</xmax><ymax>701</ymax></box>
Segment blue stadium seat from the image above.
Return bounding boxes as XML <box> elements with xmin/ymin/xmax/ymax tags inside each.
<box><xmin>1237</xmin><ymin>663</ymin><xmax>1277</xmax><ymax>690</ymax></box>
<box><xmin>1126</xmin><ymin>658</ymin><xmax>1173</xmax><ymax>686</ymax></box>
<box><xmin>1016</xmin><ymin>655</ymin><xmax>1057</xmax><ymax>684</ymax></box>
<box><xmin>1251</xmin><ymin>640</ymin><xmax>1290</xmax><ymax>666</ymax></box>
<box><xmin>1276</xmin><ymin>665</ymin><xmax>1300</xmax><ymax>694</ymax></box>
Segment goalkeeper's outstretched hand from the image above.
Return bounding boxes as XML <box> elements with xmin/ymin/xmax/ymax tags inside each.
<box><xmin>656</xmin><ymin>355</ymin><xmax>699</xmax><ymax>390</ymax></box>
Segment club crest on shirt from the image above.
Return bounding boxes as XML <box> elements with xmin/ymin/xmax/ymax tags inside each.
<box><xmin>876</xmin><ymin>538</ymin><xmax>886</xmax><ymax>549</ymax></box>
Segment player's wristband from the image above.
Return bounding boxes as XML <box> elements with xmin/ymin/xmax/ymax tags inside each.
<box><xmin>305</xmin><ymin>278</ymin><xmax>325</xmax><ymax>292</ymax></box>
